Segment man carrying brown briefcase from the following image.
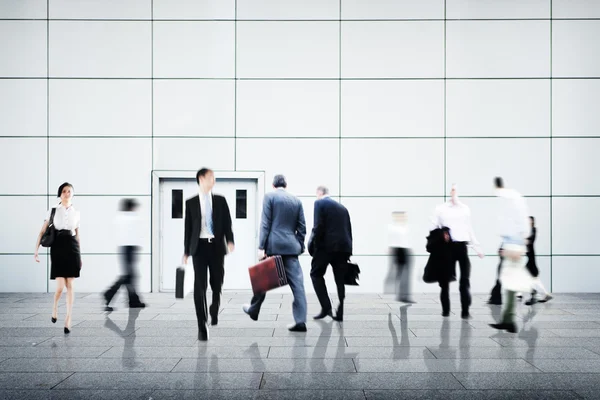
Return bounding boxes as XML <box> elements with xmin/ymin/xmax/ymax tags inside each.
<box><xmin>243</xmin><ymin>174</ymin><xmax>308</xmax><ymax>332</ymax></box>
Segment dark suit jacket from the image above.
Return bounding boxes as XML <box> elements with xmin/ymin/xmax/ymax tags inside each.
<box><xmin>259</xmin><ymin>189</ymin><xmax>306</xmax><ymax>256</ymax></box>
<box><xmin>423</xmin><ymin>227</ymin><xmax>455</xmax><ymax>284</ymax></box>
<box><xmin>308</xmin><ymin>197</ymin><xmax>353</xmax><ymax>256</ymax></box>
<box><xmin>184</xmin><ymin>194</ymin><xmax>234</xmax><ymax>257</ymax></box>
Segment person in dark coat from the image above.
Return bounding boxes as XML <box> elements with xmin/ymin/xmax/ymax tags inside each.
<box><xmin>423</xmin><ymin>227</ymin><xmax>455</xmax><ymax>316</ymax></box>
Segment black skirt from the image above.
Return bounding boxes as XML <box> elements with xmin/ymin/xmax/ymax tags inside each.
<box><xmin>50</xmin><ymin>231</ymin><xmax>81</xmax><ymax>279</ymax></box>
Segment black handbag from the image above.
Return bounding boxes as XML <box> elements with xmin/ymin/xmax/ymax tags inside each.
<box><xmin>344</xmin><ymin>260</ymin><xmax>360</xmax><ymax>286</ymax></box>
<box><xmin>40</xmin><ymin>208</ymin><xmax>56</xmax><ymax>248</ymax></box>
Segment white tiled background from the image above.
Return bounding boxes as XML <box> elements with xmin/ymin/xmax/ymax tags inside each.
<box><xmin>0</xmin><ymin>0</ymin><xmax>597</xmax><ymax>293</ymax></box>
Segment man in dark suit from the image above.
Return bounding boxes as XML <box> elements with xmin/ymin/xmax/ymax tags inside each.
<box><xmin>243</xmin><ymin>174</ymin><xmax>308</xmax><ymax>332</ymax></box>
<box><xmin>183</xmin><ymin>168</ymin><xmax>234</xmax><ymax>341</ymax></box>
<box><xmin>308</xmin><ymin>186</ymin><xmax>353</xmax><ymax>322</ymax></box>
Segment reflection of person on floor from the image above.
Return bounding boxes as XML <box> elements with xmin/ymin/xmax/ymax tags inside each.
<box><xmin>103</xmin><ymin>199</ymin><xmax>146</xmax><ymax>312</ymax></box>
<box><xmin>104</xmin><ymin>308</ymin><xmax>142</xmax><ymax>369</ymax></box>
<box><xmin>524</xmin><ymin>216</ymin><xmax>553</xmax><ymax>306</ymax></box>
<box><xmin>388</xmin><ymin>304</ymin><xmax>411</xmax><ymax>359</ymax></box>
<box><xmin>490</xmin><ymin>177</ymin><xmax>532</xmax><ymax>334</ymax></box>
<box><xmin>387</xmin><ymin>212</ymin><xmax>415</xmax><ymax>304</ymax></box>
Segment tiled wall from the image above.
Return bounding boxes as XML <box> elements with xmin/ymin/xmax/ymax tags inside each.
<box><xmin>0</xmin><ymin>0</ymin><xmax>598</xmax><ymax>293</ymax></box>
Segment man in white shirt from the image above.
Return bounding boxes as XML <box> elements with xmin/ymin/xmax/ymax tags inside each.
<box><xmin>431</xmin><ymin>184</ymin><xmax>484</xmax><ymax>319</ymax></box>
<box><xmin>490</xmin><ymin>177</ymin><xmax>532</xmax><ymax>333</ymax></box>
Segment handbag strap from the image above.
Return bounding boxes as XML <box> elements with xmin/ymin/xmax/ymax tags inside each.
<box><xmin>48</xmin><ymin>207</ymin><xmax>56</xmax><ymax>226</ymax></box>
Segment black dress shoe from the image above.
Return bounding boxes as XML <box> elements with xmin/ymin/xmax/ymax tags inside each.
<box><xmin>489</xmin><ymin>322</ymin><xmax>518</xmax><ymax>333</ymax></box>
<box><xmin>198</xmin><ymin>327</ymin><xmax>209</xmax><ymax>341</ymax></box>
<box><xmin>288</xmin><ymin>323</ymin><xmax>307</xmax><ymax>332</ymax></box>
<box><xmin>442</xmin><ymin>311</ymin><xmax>450</xmax><ymax>317</ymax></box>
<box><xmin>129</xmin><ymin>302</ymin><xmax>146</xmax><ymax>309</ymax></box>
<box><xmin>487</xmin><ymin>300</ymin><xmax>502</xmax><ymax>305</ymax></box>
<box><xmin>313</xmin><ymin>309</ymin><xmax>333</xmax><ymax>320</ymax></box>
<box><xmin>461</xmin><ymin>312</ymin><xmax>471</xmax><ymax>320</ymax></box>
<box><xmin>332</xmin><ymin>304</ymin><xmax>343</xmax><ymax>322</ymax></box>
<box><xmin>210</xmin><ymin>315</ymin><xmax>218</xmax><ymax>326</ymax></box>
<box><xmin>242</xmin><ymin>305</ymin><xmax>258</xmax><ymax>321</ymax></box>
<box><xmin>51</xmin><ymin>316</ymin><xmax>57</xmax><ymax>324</ymax></box>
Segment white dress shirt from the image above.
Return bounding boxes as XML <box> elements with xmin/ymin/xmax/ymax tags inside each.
<box><xmin>431</xmin><ymin>199</ymin><xmax>480</xmax><ymax>248</ymax></box>
<box><xmin>198</xmin><ymin>190</ymin><xmax>214</xmax><ymax>239</ymax></box>
<box><xmin>388</xmin><ymin>223</ymin><xmax>410</xmax><ymax>248</ymax></box>
<box><xmin>45</xmin><ymin>204</ymin><xmax>80</xmax><ymax>235</ymax></box>
<box><xmin>114</xmin><ymin>211</ymin><xmax>142</xmax><ymax>247</ymax></box>
<box><xmin>495</xmin><ymin>188</ymin><xmax>531</xmax><ymax>241</ymax></box>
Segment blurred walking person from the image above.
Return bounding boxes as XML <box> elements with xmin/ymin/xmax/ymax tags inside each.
<box><xmin>387</xmin><ymin>211</ymin><xmax>415</xmax><ymax>303</ymax></box>
<box><xmin>103</xmin><ymin>199</ymin><xmax>146</xmax><ymax>311</ymax></box>
<box><xmin>490</xmin><ymin>177</ymin><xmax>532</xmax><ymax>333</ymax></box>
<box><xmin>34</xmin><ymin>182</ymin><xmax>81</xmax><ymax>334</ymax></box>
<box><xmin>430</xmin><ymin>184</ymin><xmax>484</xmax><ymax>319</ymax></box>
<box><xmin>524</xmin><ymin>216</ymin><xmax>553</xmax><ymax>305</ymax></box>
<box><xmin>309</xmin><ymin>186</ymin><xmax>353</xmax><ymax>321</ymax></box>
<box><xmin>243</xmin><ymin>174</ymin><xmax>308</xmax><ymax>332</ymax></box>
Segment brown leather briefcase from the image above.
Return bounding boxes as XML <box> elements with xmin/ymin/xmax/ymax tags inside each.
<box><xmin>248</xmin><ymin>255</ymin><xmax>288</xmax><ymax>295</ymax></box>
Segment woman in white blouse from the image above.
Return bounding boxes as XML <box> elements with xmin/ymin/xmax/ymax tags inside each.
<box><xmin>34</xmin><ymin>182</ymin><xmax>81</xmax><ymax>334</ymax></box>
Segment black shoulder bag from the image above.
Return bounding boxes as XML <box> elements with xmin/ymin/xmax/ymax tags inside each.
<box><xmin>40</xmin><ymin>208</ymin><xmax>57</xmax><ymax>248</ymax></box>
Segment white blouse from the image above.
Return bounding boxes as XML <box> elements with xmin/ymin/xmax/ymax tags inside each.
<box><xmin>45</xmin><ymin>204</ymin><xmax>80</xmax><ymax>233</ymax></box>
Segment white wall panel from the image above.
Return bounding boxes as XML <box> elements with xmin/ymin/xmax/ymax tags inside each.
<box><xmin>49</xmin><ymin>21</ymin><xmax>151</xmax><ymax>78</ymax></box>
<box><xmin>153</xmin><ymin>22</ymin><xmax>234</xmax><ymax>78</ymax></box>
<box><xmin>236</xmin><ymin>138</ymin><xmax>339</xmax><ymax>196</ymax></box>
<box><xmin>49</xmin><ymin>79</ymin><xmax>151</xmax><ymax>136</ymax></box>
<box><xmin>0</xmin><ymin>197</ymin><xmax>47</xmax><ymax>254</ymax></box>
<box><xmin>49</xmin><ymin>0</ymin><xmax>151</xmax><ymax>19</ymax></box>
<box><xmin>237</xmin><ymin>80</ymin><xmax>338</xmax><ymax>138</ymax></box>
<box><xmin>552</xmin><ymin>197</ymin><xmax>599</xmax><ymax>255</ymax></box>
<box><xmin>153</xmin><ymin>80</ymin><xmax>234</xmax><ymax>137</ymax></box>
<box><xmin>237</xmin><ymin>22</ymin><xmax>338</xmax><ymax>78</ymax></box>
<box><xmin>553</xmin><ymin>0</ymin><xmax>600</xmax><ymax>18</ymax></box>
<box><xmin>0</xmin><ymin>21</ymin><xmax>46</xmax><ymax>77</ymax></box>
<box><xmin>341</xmin><ymin>0</ymin><xmax>444</xmax><ymax>20</ymax></box>
<box><xmin>0</xmin><ymin>0</ymin><xmax>46</xmax><ymax>18</ymax></box>
<box><xmin>49</xmin><ymin>138</ymin><xmax>152</xmax><ymax>195</ymax></box>
<box><xmin>0</xmin><ymin>79</ymin><xmax>46</xmax><ymax>137</ymax></box>
<box><xmin>73</xmin><ymin>196</ymin><xmax>151</xmax><ymax>254</ymax></box>
<box><xmin>341</xmin><ymin>139</ymin><xmax>444</xmax><ymax>196</ymax></box>
<box><xmin>153</xmin><ymin>0</ymin><xmax>234</xmax><ymax>20</ymax></box>
<box><xmin>445</xmin><ymin>138</ymin><xmax>551</xmax><ymax>196</ymax></box>
<box><xmin>49</xmin><ymin>254</ymin><xmax>151</xmax><ymax>293</ymax></box>
<box><xmin>552</xmin><ymin>138</ymin><xmax>600</xmax><ymax>195</ymax></box>
<box><xmin>446</xmin><ymin>80</ymin><xmax>550</xmax><ymax>137</ymax></box>
<box><xmin>342</xmin><ymin>197</ymin><xmax>441</xmax><ymax>256</ymax></box>
<box><xmin>153</xmin><ymin>138</ymin><xmax>235</xmax><ymax>172</ymax></box>
<box><xmin>552</xmin><ymin>257</ymin><xmax>600</xmax><ymax>293</ymax></box>
<box><xmin>553</xmin><ymin>21</ymin><xmax>600</xmax><ymax>78</ymax></box>
<box><xmin>341</xmin><ymin>21</ymin><xmax>444</xmax><ymax>78</ymax></box>
<box><xmin>447</xmin><ymin>0</ymin><xmax>550</xmax><ymax>19</ymax></box>
<box><xmin>0</xmin><ymin>138</ymin><xmax>47</xmax><ymax>195</ymax></box>
<box><xmin>342</xmin><ymin>80</ymin><xmax>444</xmax><ymax>138</ymax></box>
<box><xmin>237</xmin><ymin>0</ymin><xmax>339</xmax><ymax>20</ymax></box>
<box><xmin>465</xmin><ymin>197</ymin><xmax>551</xmax><ymax>256</ymax></box>
<box><xmin>0</xmin><ymin>255</ymin><xmax>48</xmax><ymax>292</ymax></box>
<box><xmin>447</xmin><ymin>21</ymin><xmax>550</xmax><ymax>78</ymax></box>
<box><xmin>553</xmin><ymin>79</ymin><xmax>600</xmax><ymax>137</ymax></box>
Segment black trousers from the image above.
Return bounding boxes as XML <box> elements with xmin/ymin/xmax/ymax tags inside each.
<box><xmin>310</xmin><ymin>251</ymin><xmax>348</xmax><ymax>312</ymax></box>
<box><xmin>105</xmin><ymin>246</ymin><xmax>141</xmax><ymax>305</ymax></box>
<box><xmin>192</xmin><ymin>240</ymin><xmax>225</xmax><ymax>331</ymax></box>
<box><xmin>439</xmin><ymin>242</ymin><xmax>471</xmax><ymax>314</ymax></box>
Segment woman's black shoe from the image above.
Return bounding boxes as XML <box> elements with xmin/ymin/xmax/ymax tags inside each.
<box><xmin>64</xmin><ymin>327</ymin><xmax>70</xmax><ymax>334</ymax></box>
<box><xmin>51</xmin><ymin>317</ymin><xmax>57</xmax><ymax>323</ymax></box>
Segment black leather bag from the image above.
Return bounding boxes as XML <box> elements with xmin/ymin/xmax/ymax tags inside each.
<box><xmin>40</xmin><ymin>208</ymin><xmax>56</xmax><ymax>248</ymax></box>
<box><xmin>344</xmin><ymin>261</ymin><xmax>360</xmax><ymax>286</ymax></box>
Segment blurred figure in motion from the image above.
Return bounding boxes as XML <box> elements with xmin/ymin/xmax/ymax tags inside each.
<box><xmin>487</xmin><ymin>245</ymin><xmax>505</xmax><ymax>305</ymax></box>
<box><xmin>308</xmin><ymin>186</ymin><xmax>353</xmax><ymax>321</ymax></box>
<box><xmin>387</xmin><ymin>211</ymin><xmax>415</xmax><ymax>303</ymax></box>
<box><xmin>524</xmin><ymin>216</ymin><xmax>553</xmax><ymax>305</ymax></box>
<box><xmin>490</xmin><ymin>177</ymin><xmax>532</xmax><ymax>334</ymax></box>
<box><xmin>104</xmin><ymin>199</ymin><xmax>146</xmax><ymax>312</ymax></box>
<box><xmin>430</xmin><ymin>184</ymin><xmax>484</xmax><ymax>319</ymax></box>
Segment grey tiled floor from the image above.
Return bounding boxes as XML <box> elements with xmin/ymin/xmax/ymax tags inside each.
<box><xmin>1</xmin><ymin>291</ymin><xmax>600</xmax><ymax>399</ymax></box>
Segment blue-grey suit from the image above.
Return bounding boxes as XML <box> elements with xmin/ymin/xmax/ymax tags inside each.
<box><xmin>247</xmin><ymin>188</ymin><xmax>307</xmax><ymax>324</ymax></box>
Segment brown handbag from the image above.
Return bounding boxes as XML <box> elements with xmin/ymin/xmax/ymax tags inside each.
<box><xmin>248</xmin><ymin>255</ymin><xmax>288</xmax><ymax>295</ymax></box>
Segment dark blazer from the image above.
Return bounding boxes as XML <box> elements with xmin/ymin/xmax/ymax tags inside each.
<box><xmin>184</xmin><ymin>194</ymin><xmax>234</xmax><ymax>257</ymax></box>
<box><xmin>259</xmin><ymin>189</ymin><xmax>306</xmax><ymax>256</ymax></box>
<box><xmin>308</xmin><ymin>197</ymin><xmax>353</xmax><ymax>256</ymax></box>
<box><xmin>423</xmin><ymin>227</ymin><xmax>455</xmax><ymax>284</ymax></box>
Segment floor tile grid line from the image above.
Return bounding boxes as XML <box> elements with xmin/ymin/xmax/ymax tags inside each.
<box><xmin>48</xmin><ymin>371</ymin><xmax>74</xmax><ymax>390</ymax></box>
<box><xmin>169</xmin><ymin>358</ymin><xmax>183</xmax><ymax>372</ymax></box>
<box><xmin>95</xmin><ymin>347</ymin><xmax>113</xmax><ymax>359</ymax></box>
